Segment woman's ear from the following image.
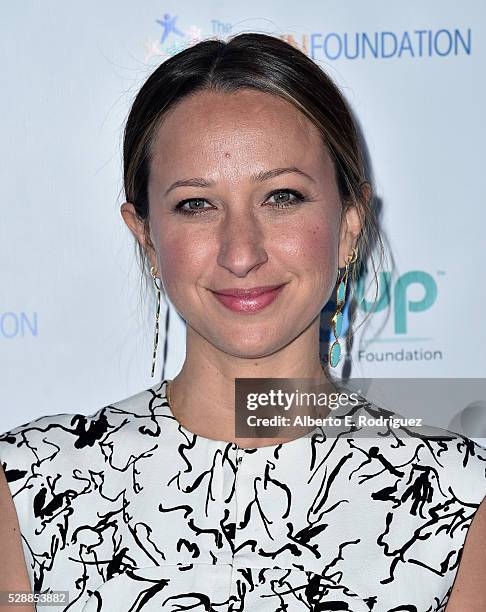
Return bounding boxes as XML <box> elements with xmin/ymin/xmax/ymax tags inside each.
<box><xmin>338</xmin><ymin>205</ymin><xmax>363</xmax><ymax>268</ymax></box>
<box><xmin>120</xmin><ymin>202</ymin><xmax>157</xmax><ymax>268</ymax></box>
<box><xmin>121</xmin><ymin>202</ymin><xmax>144</xmax><ymax>240</ymax></box>
<box><xmin>337</xmin><ymin>182</ymin><xmax>372</xmax><ymax>267</ymax></box>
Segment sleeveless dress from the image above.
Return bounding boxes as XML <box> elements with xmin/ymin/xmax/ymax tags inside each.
<box><xmin>1</xmin><ymin>378</ymin><xmax>486</xmax><ymax>612</ymax></box>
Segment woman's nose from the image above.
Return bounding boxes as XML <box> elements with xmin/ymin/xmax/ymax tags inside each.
<box><xmin>216</xmin><ymin>210</ymin><xmax>268</xmax><ymax>277</ymax></box>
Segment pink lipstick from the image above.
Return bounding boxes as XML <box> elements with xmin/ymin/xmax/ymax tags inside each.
<box><xmin>210</xmin><ymin>284</ymin><xmax>287</xmax><ymax>313</ymax></box>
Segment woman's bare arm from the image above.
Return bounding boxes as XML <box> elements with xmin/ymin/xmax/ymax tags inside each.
<box><xmin>0</xmin><ymin>463</ymin><xmax>35</xmax><ymax>611</ymax></box>
<box><xmin>445</xmin><ymin>493</ymin><xmax>486</xmax><ymax>610</ymax></box>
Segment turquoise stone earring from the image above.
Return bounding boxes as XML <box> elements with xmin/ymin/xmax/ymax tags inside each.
<box><xmin>328</xmin><ymin>247</ymin><xmax>358</xmax><ymax>368</ymax></box>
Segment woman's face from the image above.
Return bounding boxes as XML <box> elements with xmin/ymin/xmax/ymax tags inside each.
<box><xmin>122</xmin><ymin>88</ymin><xmax>362</xmax><ymax>359</ymax></box>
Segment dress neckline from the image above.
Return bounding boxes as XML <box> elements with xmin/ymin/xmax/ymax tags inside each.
<box><xmin>158</xmin><ymin>378</ymin><xmax>328</xmax><ymax>451</ymax></box>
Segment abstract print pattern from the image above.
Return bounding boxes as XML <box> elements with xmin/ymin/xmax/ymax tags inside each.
<box><xmin>1</xmin><ymin>379</ymin><xmax>486</xmax><ymax>611</ymax></box>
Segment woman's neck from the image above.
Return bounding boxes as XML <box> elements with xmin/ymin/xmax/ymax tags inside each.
<box><xmin>166</xmin><ymin>323</ymin><xmax>333</xmax><ymax>447</ymax></box>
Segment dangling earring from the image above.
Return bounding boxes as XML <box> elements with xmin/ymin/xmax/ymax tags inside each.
<box><xmin>150</xmin><ymin>265</ymin><xmax>162</xmax><ymax>377</ymax></box>
<box><xmin>328</xmin><ymin>247</ymin><xmax>358</xmax><ymax>368</ymax></box>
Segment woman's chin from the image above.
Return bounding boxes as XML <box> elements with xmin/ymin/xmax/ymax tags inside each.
<box><xmin>209</xmin><ymin>331</ymin><xmax>291</xmax><ymax>360</ymax></box>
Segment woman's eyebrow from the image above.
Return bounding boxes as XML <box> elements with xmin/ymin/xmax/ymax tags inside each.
<box><xmin>163</xmin><ymin>166</ymin><xmax>316</xmax><ymax>197</ymax></box>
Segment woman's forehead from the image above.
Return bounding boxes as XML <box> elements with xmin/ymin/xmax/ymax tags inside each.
<box><xmin>150</xmin><ymin>90</ymin><xmax>331</xmax><ymax>184</ymax></box>
<box><xmin>153</xmin><ymin>89</ymin><xmax>320</xmax><ymax>149</ymax></box>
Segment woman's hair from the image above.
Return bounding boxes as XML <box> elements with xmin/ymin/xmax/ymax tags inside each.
<box><xmin>122</xmin><ymin>32</ymin><xmax>384</xmax><ymax>340</ymax></box>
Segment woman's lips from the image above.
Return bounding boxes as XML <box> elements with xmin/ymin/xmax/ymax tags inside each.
<box><xmin>211</xmin><ymin>284</ymin><xmax>287</xmax><ymax>313</ymax></box>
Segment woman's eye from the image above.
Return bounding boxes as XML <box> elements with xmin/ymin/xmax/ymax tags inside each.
<box><xmin>266</xmin><ymin>189</ymin><xmax>306</xmax><ymax>208</ymax></box>
<box><xmin>174</xmin><ymin>198</ymin><xmax>212</xmax><ymax>216</ymax></box>
<box><xmin>173</xmin><ymin>189</ymin><xmax>306</xmax><ymax>217</ymax></box>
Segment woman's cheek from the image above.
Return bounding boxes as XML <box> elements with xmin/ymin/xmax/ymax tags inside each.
<box><xmin>277</xmin><ymin>221</ymin><xmax>337</xmax><ymax>269</ymax></box>
<box><xmin>156</xmin><ymin>232</ymin><xmax>184</xmax><ymax>295</ymax></box>
<box><xmin>157</xmin><ymin>229</ymin><xmax>211</xmax><ymax>294</ymax></box>
<box><xmin>309</xmin><ymin>224</ymin><xmax>338</xmax><ymax>266</ymax></box>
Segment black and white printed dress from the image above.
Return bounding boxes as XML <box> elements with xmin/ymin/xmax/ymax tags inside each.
<box><xmin>1</xmin><ymin>378</ymin><xmax>486</xmax><ymax>611</ymax></box>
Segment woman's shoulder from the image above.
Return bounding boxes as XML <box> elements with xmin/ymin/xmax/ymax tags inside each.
<box><xmin>0</xmin><ymin>381</ymin><xmax>167</xmax><ymax>479</ymax></box>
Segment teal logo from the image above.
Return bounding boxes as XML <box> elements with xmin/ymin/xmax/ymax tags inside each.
<box><xmin>355</xmin><ymin>270</ymin><xmax>438</xmax><ymax>334</ymax></box>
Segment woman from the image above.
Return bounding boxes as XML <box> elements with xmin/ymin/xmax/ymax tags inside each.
<box><xmin>1</xmin><ymin>32</ymin><xmax>485</xmax><ymax>612</ymax></box>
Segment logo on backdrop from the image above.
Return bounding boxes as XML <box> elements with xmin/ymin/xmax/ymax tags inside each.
<box><xmin>143</xmin><ymin>15</ymin><xmax>472</xmax><ymax>62</ymax></box>
<box><xmin>144</xmin><ymin>13</ymin><xmax>203</xmax><ymax>60</ymax></box>
<box><xmin>0</xmin><ymin>312</ymin><xmax>37</xmax><ymax>339</ymax></box>
<box><xmin>356</xmin><ymin>270</ymin><xmax>438</xmax><ymax>335</ymax></box>
<box><xmin>355</xmin><ymin>269</ymin><xmax>443</xmax><ymax>364</ymax></box>
<box><xmin>156</xmin><ymin>14</ymin><xmax>185</xmax><ymax>45</ymax></box>
<box><xmin>293</xmin><ymin>28</ymin><xmax>472</xmax><ymax>61</ymax></box>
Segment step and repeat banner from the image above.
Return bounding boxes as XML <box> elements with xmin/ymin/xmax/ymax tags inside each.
<box><xmin>1</xmin><ymin>1</ymin><xmax>484</xmax><ymax>435</ymax></box>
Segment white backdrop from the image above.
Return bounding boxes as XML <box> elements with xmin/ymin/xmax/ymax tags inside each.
<box><xmin>1</xmin><ymin>1</ymin><xmax>484</xmax><ymax>435</ymax></box>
